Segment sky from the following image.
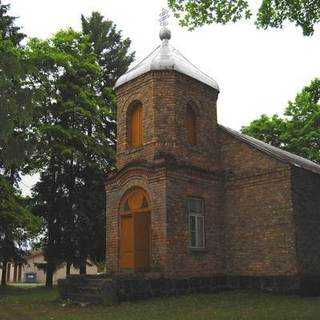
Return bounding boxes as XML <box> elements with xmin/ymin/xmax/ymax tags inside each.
<box><xmin>7</xmin><ymin>0</ymin><xmax>320</xmax><ymax>195</ymax></box>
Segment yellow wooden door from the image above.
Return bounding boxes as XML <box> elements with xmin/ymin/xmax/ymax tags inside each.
<box><xmin>120</xmin><ymin>188</ymin><xmax>150</xmax><ymax>271</ymax></box>
<box><xmin>131</xmin><ymin>106</ymin><xmax>143</xmax><ymax>147</ymax></box>
<box><xmin>134</xmin><ymin>212</ymin><xmax>150</xmax><ymax>271</ymax></box>
<box><xmin>120</xmin><ymin>215</ymin><xmax>134</xmax><ymax>269</ymax></box>
<box><xmin>186</xmin><ymin>107</ymin><xmax>196</xmax><ymax>145</ymax></box>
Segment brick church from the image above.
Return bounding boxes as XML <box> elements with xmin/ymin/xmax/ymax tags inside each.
<box><xmin>105</xmin><ymin>26</ymin><xmax>320</xmax><ymax>290</ymax></box>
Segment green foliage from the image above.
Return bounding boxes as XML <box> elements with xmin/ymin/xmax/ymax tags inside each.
<box><xmin>0</xmin><ymin>178</ymin><xmax>41</xmax><ymax>260</ymax></box>
<box><xmin>27</xmin><ymin>13</ymin><xmax>134</xmax><ymax>284</ymax></box>
<box><xmin>241</xmin><ymin>114</ymin><xmax>285</xmax><ymax>148</ymax></box>
<box><xmin>168</xmin><ymin>0</ymin><xmax>251</xmax><ymax>28</ymax></box>
<box><xmin>0</xmin><ymin>1</ymin><xmax>41</xmax><ymax>285</ymax></box>
<box><xmin>0</xmin><ymin>2</ymin><xmax>25</xmax><ymax>45</ymax></box>
<box><xmin>81</xmin><ymin>11</ymin><xmax>135</xmax><ymax>88</ymax></box>
<box><xmin>168</xmin><ymin>0</ymin><xmax>320</xmax><ymax>36</ymax></box>
<box><xmin>0</xmin><ymin>6</ymin><xmax>34</xmax><ymax>175</ymax></box>
<box><xmin>26</xmin><ymin>29</ymin><xmax>115</xmax><ymax>171</ymax></box>
<box><xmin>0</xmin><ymin>4</ymin><xmax>134</xmax><ymax>285</ymax></box>
<box><xmin>256</xmin><ymin>0</ymin><xmax>320</xmax><ymax>36</ymax></box>
<box><xmin>79</xmin><ymin>13</ymin><xmax>134</xmax><ymax>265</ymax></box>
<box><xmin>242</xmin><ymin>78</ymin><xmax>320</xmax><ymax>163</ymax></box>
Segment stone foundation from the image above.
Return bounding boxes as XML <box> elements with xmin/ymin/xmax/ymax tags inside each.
<box><xmin>58</xmin><ymin>274</ymin><xmax>320</xmax><ymax>304</ymax></box>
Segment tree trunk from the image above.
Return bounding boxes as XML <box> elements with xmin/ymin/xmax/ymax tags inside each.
<box><xmin>79</xmin><ymin>261</ymin><xmax>86</xmax><ymax>275</ymax></box>
<box><xmin>13</xmin><ymin>264</ymin><xmax>17</xmax><ymax>282</ymax></box>
<box><xmin>1</xmin><ymin>261</ymin><xmax>8</xmax><ymax>286</ymax></box>
<box><xmin>45</xmin><ymin>262</ymin><xmax>54</xmax><ymax>288</ymax></box>
<box><xmin>66</xmin><ymin>262</ymin><xmax>71</xmax><ymax>277</ymax></box>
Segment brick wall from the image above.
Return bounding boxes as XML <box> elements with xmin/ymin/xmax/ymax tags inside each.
<box><xmin>107</xmin><ymin>70</ymin><xmax>223</xmax><ymax>276</ymax></box>
<box><xmin>107</xmin><ymin>67</ymin><xmax>310</xmax><ymax>280</ymax></box>
<box><xmin>219</xmin><ymin>128</ymin><xmax>298</xmax><ymax>276</ymax></box>
<box><xmin>115</xmin><ymin>71</ymin><xmax>220</xmax><ymax>172</ymax></box>
<box><xmin>165</xmin><ymin>167</ymin><xmax>224</xmax><ymax>277</ymax></box>
<box><xmin>116</xmin><ymin>73</ymin><xmax>157</xmax><ymax>169</ymax></box>
<box><xmin>106</xmin><ymin>164</ymin><xmax>167</xmax><ymax>273</ymax></box>
<box><xmin>291</xmin><ymin>167</ymin><xmax>320</xmax><ymax>275</ymax></box>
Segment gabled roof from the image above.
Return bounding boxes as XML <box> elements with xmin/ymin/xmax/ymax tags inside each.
<box><xmin>115</xmin><ymin>30</ymin><xmax>219</xmax><ymax>90</ymax></box>
<box><xmin>26</xmin><ymin>250</ymin><xmax>43</xmax><ymax>259</ymax></box>
<box><xmin>220</xmin><ymin>125</ymin><xmax>320</xmax><ymax>175</ymax></box>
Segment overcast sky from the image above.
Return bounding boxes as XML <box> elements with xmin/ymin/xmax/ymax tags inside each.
<box><xmin>8</xmin><ymin>0</ymin><xmax>320</xmax><ymax>195</ymax></box>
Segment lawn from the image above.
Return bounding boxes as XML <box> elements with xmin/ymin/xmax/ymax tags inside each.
<box><xmin>1</xmin><ymin>285</ymin><xmax>320</xmax><ymax>320</ymax></box>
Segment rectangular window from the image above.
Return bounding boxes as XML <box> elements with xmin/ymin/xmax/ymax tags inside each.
<box><xmin>187</xmin><ymin>198</ymin><xmax>205</xmax><ymax>249</ymax></box>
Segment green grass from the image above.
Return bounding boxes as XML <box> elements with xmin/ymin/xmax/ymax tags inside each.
<box><xmin>1</xmin><ymin>285</ymin><xmax>320</xmax><ymax>320</ymax></box>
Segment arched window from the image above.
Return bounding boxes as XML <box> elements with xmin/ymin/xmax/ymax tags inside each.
<box><xmin>129</xmin><ymin>102</ymin><xmax>143</xmax><ymax>148</ymax></box>
<box><xmin>186</xmin><ymin>104</ymin><xmax>197</xmax><ymax>145</ymax></box>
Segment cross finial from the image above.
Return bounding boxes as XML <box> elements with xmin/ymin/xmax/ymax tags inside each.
<box><xmin>158</xmin><ymin>8</ymin><xmax>171</xmax><ymax>42</ymax></box>
<box><xmin>159</xmin><ymin>7</ymin><xmax>170</xmax><ymax>27</ymax></box>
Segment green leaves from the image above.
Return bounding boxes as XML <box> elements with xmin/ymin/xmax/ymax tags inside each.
<box><xmin>0</xmin><ymin>6</ymin><xmax>134</xmax><ymax>284</ymax></box>
<box><xmin>28</xmin><ymin>12</ymin><xmax>135</xmax><ymax>280</ymax></box>
<box><xmin>0</xmin><ymin>3</ymin><xmax>39</xmax><ymax>280</ymax></box>
<box><xmin>242</xmin><ymin>78</ymin><xmax>320</xmax><ymax>164</ymax></box>
<box><xmin>256</xmin><ymin>0</ymin><xmax>320</xmax><ymax>36</ymax></box>
<box><xmin>168</xmin><ymin>0</ymin><xmax>320</xmax><ymax>35</ymax></box>
<box><xmin>0</xmin><ymin>2</ymin><xmax>25</xmax><ymax>45</ymax></box>
<box><xmin>169</xmin><ymin>0</ymin><xmax>251</xmax><ymax>29</ymax></box>
<box><xmin>242</xmin><ymin>114</ymin><xmax>286</xmax><ymax>148</ymax></box>
<box><xmin>81</xmin><ymin>11</ymin><xmax>135</xmax><ymax>88</ymax></box>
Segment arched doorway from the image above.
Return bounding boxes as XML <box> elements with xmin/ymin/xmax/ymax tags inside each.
<box><xmin>119</xmin><ymin>188</ymin><xmax>151</xmax><ymax>271</ymax></box>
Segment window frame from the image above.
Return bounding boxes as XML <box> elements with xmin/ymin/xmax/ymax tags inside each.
<box><xmin>185</xmin><ymin>104</ymin><xmax>197</xmax><ymax>146</ymax></box>
<box><xmin>187</xmin><ymin>197</ymin><xmax>205</xmax><ymax>249</ymax></box>
<box><xmin>127</xmin><ymin>101</ymin><xmax>143</xmax><ymax>149</ymax></box>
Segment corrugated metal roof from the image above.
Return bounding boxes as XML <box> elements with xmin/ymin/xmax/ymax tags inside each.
<box><xmin>220</xmin><ymin>125</ymin><xmax>320</xmax><ymax>175</ymax></box>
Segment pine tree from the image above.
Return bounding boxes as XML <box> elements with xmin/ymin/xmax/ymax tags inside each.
<box><xmin>80</xmin><ymin>12</ymin><xmax>135</xmax><ymax>266</ymax></box>
<box><xmin>28</xmin><ymin>18</ymin><xmax>134</xmax><ymax>286</ymax></box>
<box><xmin>0</xmin><ymin>1</ymin><xmax>39</xmax><ymax>286</ymax></box>
<box><xmin>0</xmin><ymin>1</ymin><xmax>25</xmax><ymax>45</ymax></box>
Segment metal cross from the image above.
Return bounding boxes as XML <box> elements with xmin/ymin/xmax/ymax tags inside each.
<box><xmin>159</xmin><ymin>8</ymin><xmax>170</xmax><ymax>27</ymax></box>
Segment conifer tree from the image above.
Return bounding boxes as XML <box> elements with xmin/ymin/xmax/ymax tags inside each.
<box><xmin>28</xmin><ymin>15</ymin><xmax>134</xmax><ymax>285</ymax></box>
<box><xmin>0</xmin><ymin>1</ymin><xmax>40</xmax><ymax>286</ymax></box>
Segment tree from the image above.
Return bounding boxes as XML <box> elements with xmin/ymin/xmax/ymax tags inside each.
<box><xmin>81</xmin><ymin>11</ymin><xmax>135</xmax><ymax>88</ymax></box>
<box><xmin>0</xmin><ymin>179</ymin><xmax>40</xmax><ymax>286</ymax></box>
<box><xmin>80</xmin><ymin>11</ymin><xmax>135</xmax><ymax>266</ymax></box>
<box><xmin>31</xmin><ymin>169</ymin><xmax>66</xmax><ymax>287</ymax></box>
<box><xmin>0</xmin><ymin>2</ymin><xmax>40</xmax><ymax>286</ymax></box>
<box><xmin>28</xmin><ymin>16</ymin><xmax>134</xmax><ymax>286</ymax></box>
<box><xmin>0</xmin><ymin>1</ymin><xmax>32</xmax><ymax>172</ymax></box>
<box><xmin>168</xmin><ymin>0</ymin><xmax>320</xmax><ymax>36</ymax></box>
<box><xmin>242</xmin><ymin>78</ymin><xmax>320</xmax><ymax>164</ymax></box>
<box><xmin>0</xmin><ymin>2</ymin><xmax>25</xmax><ymax>45</ymax></box>
<box><xmin>241</xmin><ymin>114</ymin><xmax>285</xmax><ymax>148</ymax></box>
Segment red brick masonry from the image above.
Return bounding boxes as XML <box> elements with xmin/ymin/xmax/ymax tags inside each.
<box><xmin>106</xmin><ymin>70</ymin><xmax>320</xmax><ymax>285</ymax></box>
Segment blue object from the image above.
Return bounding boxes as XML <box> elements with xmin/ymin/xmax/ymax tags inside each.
<box><xmin>24</xmin><ymin>272</ymin><xmax>37</xmax><ymax>283</ymax></box>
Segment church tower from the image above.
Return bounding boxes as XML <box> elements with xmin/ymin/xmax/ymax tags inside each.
<box><xmin>106</xmin><ymin>24</ymin><xmax>224</xmax><ymax>277</ymax></box>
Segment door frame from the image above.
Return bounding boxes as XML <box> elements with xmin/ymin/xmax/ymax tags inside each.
<box><xmin>118</xmin><ymin>188</ymin><xmax>151</xmax><ymax>272</ymax></box>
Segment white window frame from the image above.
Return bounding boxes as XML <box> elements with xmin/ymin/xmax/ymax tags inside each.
<box><xmin>187</xmin><ymin>197</ymin><xmax>205</xmax><ymax>249</ymax></box>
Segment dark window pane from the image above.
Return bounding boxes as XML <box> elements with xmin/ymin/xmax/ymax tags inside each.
<box><xmin>190</xmin><ymin>231</ymin><xmax>196</xmax><ymax>247</ymax></box>
<box><xmin>124</xmin><ymin>200</ymin><xmax>129</xmax><ymax>211</ymax></box>
<box><xmin>197</xmin><ymin>216</ymin><xmax>204</xmax><ymax>248</ymax></box>
<box><xmin>188</xmin><ymin>198</ymin><xmax>205</xmax><ymax>249</ymax></box>
<box><xmin>141</xmin><ymin>196</ymin><xmax>148</xmax><ymax>209</ymax></box>
<box><xmin>188</xmin><ymin>198</ymin><xmax>202</xmax><ymax>214</ymax></box>
<box><xmin>189</xmin><ymin>215</ymin><xmax>196</xmax><ymax>232</ymax></box>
